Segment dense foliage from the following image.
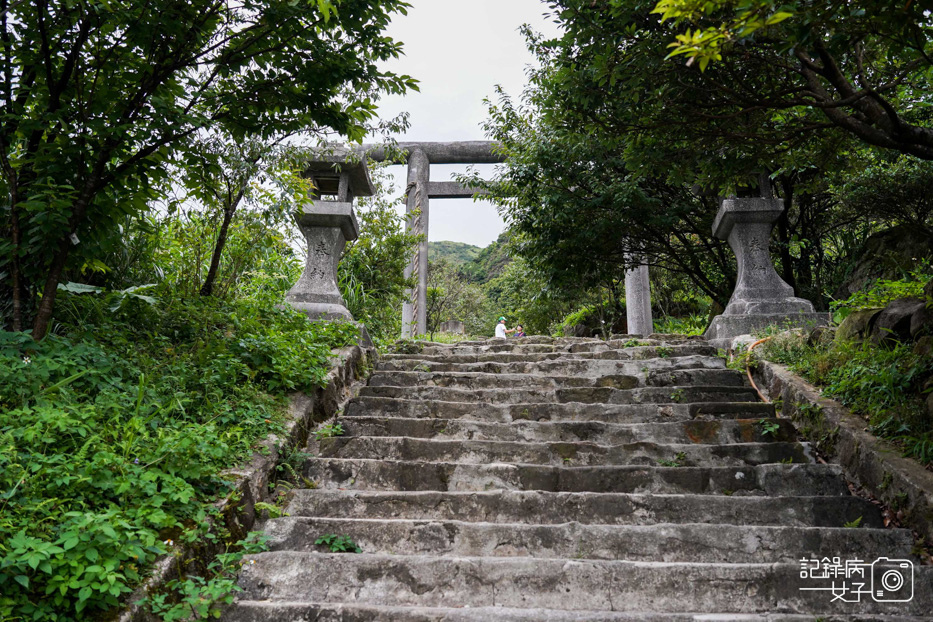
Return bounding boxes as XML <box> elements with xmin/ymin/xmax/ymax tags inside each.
<box><xmin>755</xmin><ymin>266</ymin><xmax>933</xmax><ymax>465</ymax></box>
<box><xmin>428</xmin><ymin>241</ymin><xmax>482</xmax><ymax>265</ymax></box>
<box><xmin>0</xmin><ymin>293</ymin><xmax>356</xmax><ymax>619</ymax></box>
<box><xmin>467</xmin><ymin>1</ymin><xmax>933</xmax><ymax>328</ymax></box>
<box><xmin>652</xmin><ymin>0</ymin><xmax>933</xmax><ymax>158</ymax></box>
<box><xmin>0</xmin><ymin>26</ymin><xmax>419</xmax><ymax>599</ymax></box>
<box><xmin>760</xmin><ymin>334</ymin><xmax>933</xmax><ymax>466</ymax></box>
<box><xmin>0</xmin><ymin>0</ymin><xmax>417</xmax><ymax>338</ymax></box>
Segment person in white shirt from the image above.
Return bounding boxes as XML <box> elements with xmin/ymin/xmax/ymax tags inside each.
<box><xmin>495</xmin><ymin>317</ymin><xmax>515</xmax><ymax>339</ymax></box>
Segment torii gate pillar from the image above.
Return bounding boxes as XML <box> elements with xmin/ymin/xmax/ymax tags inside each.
<box><xmin>625</xmin><ymin>258</ymin><xmax>653</xmax><ymax>336</ymax></box>
<box><xmin>402</xmin><ymin>148</ymin><xmax>430</xmax><ymax>337</ymax></box>
<box><xmin>361</xmin><ymin>141</ymin><xmax>504</xmax><ymax>339</ymax></box>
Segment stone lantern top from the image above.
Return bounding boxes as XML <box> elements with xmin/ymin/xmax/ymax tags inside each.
<box><xmin>304</xmin><ymin>151</ymin><xmax>375</xmax><ymax>202</ymax></box>
<box><xmin>712</xmin><ymin>174</ymin><xmax>782</xmax><ymax>240</ymax></box>
<box><xmin>712</xmin><ymin>196</ymin><xmax>784</xmax><ymax>241</ymax></box>
<box><xmin>295</xmin><ymin>201</ymin><xmax>359</xmax><ymax>241</ymax></box>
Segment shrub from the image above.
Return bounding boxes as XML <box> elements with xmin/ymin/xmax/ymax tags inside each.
<box><xmin>830</xmin><ymin>260</ymin><xmax>933</xmax><ymax>323</ymax></box>
<box><xmin>653</xmin><ymin>314</ymin><xmax>707</xmax><ymax>336</ymax></box>
<box><xmin>0</xmin><ymin>294</ymin><xmax>355</xmax><ymax>620</ymax></box>
<box><xmin>758</xmin><ymin>335</ymin><xmax>933</xmax><ymax>465</ymax></box>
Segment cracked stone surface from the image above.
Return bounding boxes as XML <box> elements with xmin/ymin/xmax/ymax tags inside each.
<box><xmin>223</xmin><ymin>336</ymin><xmax>931</xmax><ymax>621</ymax></box>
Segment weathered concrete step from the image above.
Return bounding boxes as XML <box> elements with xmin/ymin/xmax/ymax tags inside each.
<box><xmin>234</xmin><ymin>552</ymin><xmax>933</xmax><ymax>614</ymax></box>
<box><xmin>313</xmin><ymin>436</ymin><xmax>813</xmax><ymax>467</ymax></box>
<box><xmin>339</xmin><ymin>416</ymin><xmax>798</xmax><ymax>445</ymax></box>
<box><xmin>346</xmin><ymin>397</ymin><xmax>775</xmax><ymax>423</ymax></box>
<box><xmin>411</xmin><ymin>337</ymin><xmax>707</xmax><ymax>357</ymax></box>
<box><xmin>419</xmin><ymin>343</ymin><xmax>572</xmax><ymax>355</ymax></box>
<box><xmin>358</xmin><ymin>384</ymin><xmax>758</xmax><ymax>405</ymax></box>
<box><xmin>263</xmin><ymin>517</ymin><xmax>913</xmax><ymax>564</ymax></box>
<box><xmin>413</xmin><ymin>336</ymin><xmax>587</xmax><ymax>347</ymax></box>
<box><xmin>368</xmin><ymin>370</ymin><xmax>600</xmax><ymax>390</ymax></box>
<box><xmin>645</xmin><ymin>368</ymin><xmax>745</xmax><ymax>387</ymax></box>
<box><xmin>285</xmin><ymin>490</ymin><xmax>885</xmax><ymax>528</ymax></box>
<box><xmin>375</xmin><ymin>354</ymin><xmax>725</xmax><ymax>375</ymax></box>
<box><xmin>366</xmin><ymin>368</ymin><xmax>744</xmax><ymax>390</ymax></box>
<box><xmin>441</xmin><ymin>335</ymin><xmax>701</xmax><ymax>346</ymax></box>
<box><xmin>574</xmin><ymin>338</ymin><xmax>707</xmax><ymax>353</ymax></box>
<box><xmin>303</xmin><ymin>458</ymin><xmax>849</xmax><ymax>496</ymax></box>
<box><xmin>380</xmin><ymin>343</ymin><xmax>719</xmax><ymax>364</ymax></box>
<box><xmin>225</xmin><ymin>601</ymin><xmax>932</xmax><ymax>622</ymax></box>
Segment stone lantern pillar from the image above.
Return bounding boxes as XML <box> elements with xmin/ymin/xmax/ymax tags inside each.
<box><xmin>285</xmin><ymin>156</ymin><xmax>374</xmax><ymax>321</ymax></box>
<box><xmin>705</xmin><ymin>179</ymin><xmax>827</xmax><ymax>349</ymax></box>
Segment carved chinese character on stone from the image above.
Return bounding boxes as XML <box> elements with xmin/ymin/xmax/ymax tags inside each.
<box><xmin>313</xmin><ymin>240</ymin><xmax>330</xmax><ymax>257</ymax></box>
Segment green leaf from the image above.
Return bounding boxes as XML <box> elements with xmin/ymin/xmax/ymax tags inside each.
<box><xmin>57</xmin><ymin>282</ymin><xmax>105</xmax><ymax>294</ymax></box>
<box><xmin>766</xmin><ymin>12</ymin><xmax>793</xmax><ymax>25</ymax></box>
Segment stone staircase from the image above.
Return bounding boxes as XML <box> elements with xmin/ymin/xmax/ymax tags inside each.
<box><xmin>225</xmin><ymin>336</ymin><xmax>932</xmax><ymax>621</ymax></box>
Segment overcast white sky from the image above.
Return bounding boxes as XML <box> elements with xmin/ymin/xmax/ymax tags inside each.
<box><xmin>373</xmin><ymin>0</ymin><xmax>560</xmax><ymax>247</ymax></box>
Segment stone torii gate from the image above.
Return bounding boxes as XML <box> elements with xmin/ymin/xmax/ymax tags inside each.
<box><xmin>361</xmin><ymin>140</ymin><xmax>653</xmax><ymax>338</ymax></box>
<box><xmin>362</xmin><ymin>141</ymin><xmax>502</xmax><ymax>337</ymax></box>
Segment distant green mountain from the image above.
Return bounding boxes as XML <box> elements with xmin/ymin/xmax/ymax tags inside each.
<box><xmin>429</xmin><ymin>241</ymin><xmax>482</xmax><ymax>264</ymax></box>
<box><xmin>453</xmin><ymin>232</ymin><xmax>512</xmax><ymax>285</ymax></box>
<box><xmin>470</xmin><ymin>232</ymin><xmax>511</xmax><ymax>282</ymax></box>
<box><xmin>429</xmin><ymin>234</ymin><xmax>513</xmax><ymax>285</ymax></box>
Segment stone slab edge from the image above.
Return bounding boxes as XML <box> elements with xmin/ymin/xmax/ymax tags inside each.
<box><xmin>117</xmin><ymin>344</ymin><xmax>376</xmax><ymax>622</ymax></box>
<box><xmin>753</xmin><ymin>360</ymin><xmax>933</xmax><ymax>543</ymax></box>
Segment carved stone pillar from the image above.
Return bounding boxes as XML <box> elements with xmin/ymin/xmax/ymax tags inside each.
<box><xmin>705</xmin><ymin>190</ymin><xmax>827</xmax><ymax>349</ymax></box>
<box><xmin>285</xmin><ymin>202</ymin><xmax>359</xmax><ymax>320</ymax></box>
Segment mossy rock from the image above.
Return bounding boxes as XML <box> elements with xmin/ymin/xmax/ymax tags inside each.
<box><xmin>870</xmin><ymin>297</ymin><xmax>927</xmax><ymax>344</ymax></box>
<box><xmin>835</xmin><ymin>307</ymin><xmax>883</xmax><ymax>343</ymax></box>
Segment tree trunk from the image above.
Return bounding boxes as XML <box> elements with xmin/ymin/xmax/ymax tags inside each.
<box><xmin>31</xmin><ymin>236</ymin><xmax>71</xmax><ymax>340</ymax></box>
<box><xmin>200</xmin><ymin>204</ymin><xmax>237</xmax><ymax>297</ymax></box>
<box><xmin>776</xmin><ymin>178</ymin><xmax>798</xmax><ymax>293</ymax></box>
<box><xmin>795</xmin><ymin>197</ymin><xmax>816</xmax><ymax>304</ymax></box>
<box><xmin>31</xmin><ymin>173</ymin><xmax>102</xmax><ymax>339</ymax></box>
<box><xmin>9</xmin><ymin>188</ymin><xmax>23</xmax><ymax>331</ymax></box>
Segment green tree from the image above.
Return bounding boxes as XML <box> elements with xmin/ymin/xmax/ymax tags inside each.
<box><xmin>472</xmin><ymin>91</ymin><xmax>738</xmax><ymax>307</ymax></box>
<box><xmin>0</xmin><ymin>0</ymin><xmax>417</xmax><ymax>338</ymax></box>
<box><xmin>177</xmin><ymin>134</ymin><xmax>295</xmax><ymax>298</ymax></box>
<box><xmin>649</xmin><ymin>0</ymin><xmax>933</xmax><ymax>158</ymax></box>
<box><xmin>471</xmin><ymin>2</ymin><xmax>921</xmax><ymax>313</ymax></box>
<box><xmin>425</xmin><ymin>258</ymin><xmax>470</xmax><ymax>340</ymax></box>
<box><xmin>834</xmin><ymin>155</ymin><xmax>933</xmax><ymax>234</ymax></box>
<box><xmin>149</xmin><ymin>209</ymin><xmax>299</xmax><ymax>301</ymax></box>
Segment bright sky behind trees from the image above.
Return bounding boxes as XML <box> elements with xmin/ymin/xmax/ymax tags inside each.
<box><xmin>375</xmin><ymin>0</ymin><xmax>560</xmax><ymax>247</ymax></box>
